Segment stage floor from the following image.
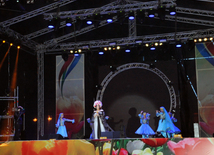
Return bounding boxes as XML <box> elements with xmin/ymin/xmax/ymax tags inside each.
<box><xmin>0</xmin><ymin>137</ymin><xmax>214</xmax><ymax>155</ymax></box>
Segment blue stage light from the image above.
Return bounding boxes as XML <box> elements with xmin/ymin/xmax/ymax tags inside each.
<box><xmin>149</xmin><ymin>14</ymin><xmax>155</xmax><ymax>18</ymax></box>
<box><xmin>107</xmin><ymin>18</ymin><xmax>113</xmax><ymax>23</ymax></box>
<box><xmin>150</xmin><ymin>47</ymin><xmax>155</xmax><ymax>50</ymax></box>
<box><xmin>176</xmin><ymin>44</ymin><xmax>182</xmax><ymax>48</ymax></box>
<box><xmin>99</xmin><ymin>51</ymin><xmax>104</xmax><ymax>55</ymax></box>
<box><xmin>87</xmin><ymin>21</ymin><xmax>92</xmax><ymax>25</ymax></box>
<box><xmin>48</xmin><ymin>25</ymin><xmax>54</xmax><ymax>29</ymax></box>
<box><xmin>129</xmin><ymin>16</ymin><xmax>135</xmax><ymax>20</ymax></box>
<box><xmin>170</xmin><ymin>11</ymin><xmax>176</xmax><ymax>15</ymax></box>
<box><xmin>66</xmin><ymin>23</ymin><xmax>72</xmax><ymax>27</ymax></box>
<box><xmin>125</xmin><ymin>49</ymin><xmax>130</xmax><ymax>53</ymax></box>
<box><xmin>74</xmin><ymin>54</ymin><xmax>79</xmax><ymax>56</ymax></box>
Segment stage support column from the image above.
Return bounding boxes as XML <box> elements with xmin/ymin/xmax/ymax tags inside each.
<box><xmin>36</xmin><ymin>46</ymin><xmax>45</xmax><ymax>140</ymax></box>
<box><xmin>128</xmin><ymin>11</ymin><xmax>136</xmax><ymax>37</ymax></box>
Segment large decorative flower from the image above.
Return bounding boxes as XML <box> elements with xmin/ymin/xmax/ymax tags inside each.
<box><xmin>199</xmin><ymin>94</ymin><xmax>214</xmax><ymax>135</ymax></box>
<box><xmin>126</xmin><ymin>140</ymin><xmax>145</xmax><ymax>154</ymax></box>
<box><xmin>56</xmin><ymin>96</ymin><xmax>84</xmax><ymax>136</ymax></box>
<box><xmin>167</xmin><ymin>138</ymin><xmax>214</xmax><ymax>155</ymax></box>
<box><xmin>141</xmin><ymin>138</ymin><xmax>168</xmax><ymax>147</ymax></box>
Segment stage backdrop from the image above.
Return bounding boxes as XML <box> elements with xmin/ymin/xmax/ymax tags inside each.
<box><xmin>56</xmin><ymin>54</ymin><xmax>85</xmax><ymax>138</ymax></box>
<box><xmin>195</xmin><ymin>42</ymin><xmax>214</xmax><ymax>137</ymax></box>
<box><xmin>98</xmin><ymin>60</ymin><xmax>180</xmax><ymax>138</ymax></box>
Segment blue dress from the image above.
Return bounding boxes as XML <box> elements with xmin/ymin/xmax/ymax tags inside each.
<box><xmin>168</xmin><ymin>116</ymin><xmax>181</xmax><ymax>134</ymax></box>
<box><xmin>135</xmin><ymin>114</ymin><xmax>155</xmax><ymax>137</ymax></box>
<box><xmin>56</xmin><ymin>118</ymin><xmax>74</xmax><ymax>137</ymax></box>
<box><xmin>156</xmin><ymin>107</ymin><xmax>175</xmax><ymax>137</ymax></box>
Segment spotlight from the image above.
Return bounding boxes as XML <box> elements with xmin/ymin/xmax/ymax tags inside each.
<box><xmin>106</xmin><ymin>13</ymin><xmax>113</xmax><ymax>23</ymax></box>
<box><xmin>104</xmin><ymin>47</ymin><xmax>108</xmax><ymax>51</ymax></box>
<box><xmin>194</xmin><ymin>39</ymin><xmax>197</xmax><ymax>43</ymax></box>
<box><xmin>10</xmin><ymin>43</ymin><xmax>13</xmax><ymax>46</ymax></box>
<box><xmin>198</xmin><ymin>38</ymin><xmax>202</xmax><ymax>42</ymax></box>
<box><xmin>2</xmin><ymin>40</ymin><xmax>5</xmax><ymax>43</ymax></box>
<box><xmin>66</xmin><ymin>18</ymin><xmax>72</xmax><ymax>27</ymax></box>
<box><xmin>169</xmin><ymin>6</ymin><xmax>176</xmax><ymax>16</ymax></box>
<box><xmin>48</xmin><ymin>20</ymin><xmax>54</xmax><ymax>29</ymax></box>
<box><xmin>136</xmin><ymin>9</ymin><xmax>145</xmax><ymax>24</ymax></box>
<box><xmin>87</xmin><ymin>20</ymin><xmax>93</xmax><ymax>25</ymax></box>
<box><xmin>99</xmin><ymin>51</ymin><xmax>104</xmax><ymax>55</ymax></box>
<box><xmin>148</xmin><ymin>9</ymin><xmax>155</xmax><ymax>18</ymax></box>
<box><xmin>125</xmin><ymin>49</ymin><xmax>130</xmax><ymax>53</ymax></box>
<box><xmin>116</xmin><ymin>46</ymin><xmax>120</xmax><ymax>50</ymax></box>
<box><xmin>74</xmin><ymin>54</ymin><xmax>79</xmax><ymax>56</ymax></box>
<box><xmin>117</xmin><ymin>10</ymin><xmax>125</xmax><ymax>25</ymax></box>
<box><xmin>108</xmin><ymin>47</ymin><xmax>112</xmax><ymax>50</ymax></box>
<box><xmin>109</xmin><ymin>42</ymin><xmax>116</xmax><ymax>46</ymax></box>
<box><xmin>154</xmin><ymin>43</ymin><xmax>158</xmax><ymax>46</ymax></box>
<box><xmin>86</xmin><ymin>15</ymin><xmax>93</xmax><ymax>25</ymax></box>
<box><xmin>17</xmin><ymin>46</ymin><xmax>20</xmax><ymax>49</ymax></box>
<box><xmin>204</xmin><ymin>38</ymin><xmax>207</xmax><ymax>41</ymax></box>
<box><xmin>145</xmin><ymin>43</ymin><xmax>149</xmax><ymax>47</ymax></box>
<box><xmin>93</xmin><ymin>13</ymin><xmax>101</xmax><ymax>28</ymax></box>
<box><xmin>150</xmin><ymin>47</ymin><xmax>155</xmax><ymax>50</ymax></box>
<box><xmin>176</xmin><ymin>44</ymin><xmax>182</xmax><ymax>48</ymax></box>
<box><xmin>210</xmin><ymin>37</ymin><xmax>213</xmax><ymax>41</ymax></box>
<box><xmin>167</xmin><ymin>80</ymin><xmax>174</xmax><ymax>86</ymax></box>
<box><xmin>70</xmin><ymin>50</ymin><xmax>73</xmax><ymax>53</ymax></box>
<box><xmin>159</xmin><ymin>43</ymin><xmax>163</xmax><ymax>46</ymax></box>
<box><xmin>136</xmin><ymin>40</ymin><xmax>143</xmax><ymax>44</ymax></box>
<box><xmin>158</xmin><ymin>6</ymin><xmax>165</xmax><ymax>20</ymax></box>
<box><xmin>128</xmin><ymin>11</ymin><xmax>135</xmax><ymax>20</ymax></box>
<box><xmin>33</xmin><ymin>118</ymin><xmax>37</xmax><ymax>122</ymax></box>
<box><xmin>78</xmin><ymin>49</ymin><xmax>82</xmax><ymax>53</ymax></box>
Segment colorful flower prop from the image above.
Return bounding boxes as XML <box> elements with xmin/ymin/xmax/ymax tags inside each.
<box><xmin>141</xmin><ymin>138</ymin><xmax>168</xmax><ymax>147</ymax></box>
<box><xmin>199</xmin><ymin>94</ymin><xmax>214</xmax><ymax>135</ymax></box>
<box><xmin>126</xmin><ymin>140</ymin><xmax>145</xmax><ymax>154</ymax></box>
<box><xmin>167</xmin><ymin>138</ymin><xmax>214</xmax><ymax>155</ymax></box>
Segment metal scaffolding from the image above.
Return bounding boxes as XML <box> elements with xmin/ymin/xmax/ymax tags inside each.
<box><xmin>0</xmin><ymin>87</ymin><xmax>19</xmax><ymax>140</ymax></box>
<box><xmin>37</xmin><ymin>48</ymin><xmax>45</xmax><ymax>140</ymax></box>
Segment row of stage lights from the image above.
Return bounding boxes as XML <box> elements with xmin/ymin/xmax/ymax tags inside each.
<box><xmin>1</xmin><ymin>40</ymin><xmax>21</xmax><ymax>49</ymax></box>
<box><xmin>48</xmin><ymin>6</ymin><xmax>176</xmax><ymax>29</ymax></box>
<box><xmin>194</xmin><ymin>37</ymin><xmax>213</xmax><ymax>43</ymax></box>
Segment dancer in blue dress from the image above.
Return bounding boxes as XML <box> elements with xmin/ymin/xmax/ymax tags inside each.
<box><xmin>135</xmin><ymin>111</ymin><xmax>155</xmax><ymax>138</ymax></box>
<box><xmin>55</xmin><ymin>113</ymin><xmax>75</xmax><ymax>138</ymax></box>
<box><xmin>156</xmin><ymin>107</ymin><xmax>175</xmax><ymax>138</ymax></box>
<box><xmin>167</xmin><ymin>112</ymin><xmax>181</xmax><ymax>138</ymax></box>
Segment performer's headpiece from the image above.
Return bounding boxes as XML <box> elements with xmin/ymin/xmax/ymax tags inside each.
<box><xmin>93</xmin><ymin>100</ymin><xmax>102</xmax><ymax>108</ymax></box>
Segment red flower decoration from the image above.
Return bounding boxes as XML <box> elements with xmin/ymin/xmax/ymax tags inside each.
<box><xmin>141</xmin><ymin>138</ymin><xmax>168</xmax><ymax>147</ymax></box>
<box><xmin>167</xmin><ymin>138</ymin><xmax>214</xmax><ymax>155</ymax></box>
<box><xmin>114</xmin><ymin>148</ymin><xmax>128</xmax><ymax>155</ymax></box>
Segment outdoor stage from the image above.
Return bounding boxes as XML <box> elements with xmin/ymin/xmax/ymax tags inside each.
<box><xmin>0</xmin><ymin>137</ymin><xmax>214</xmax><ymax>155</ymax></box>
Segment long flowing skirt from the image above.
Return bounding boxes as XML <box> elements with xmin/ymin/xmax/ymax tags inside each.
<box><xmin>135</xmin><ymin>124</ymin><xmax>155</xmax><ymax>135</ymax></box>
<box><xmin>167</xmin><ymin>124</ymin><xmax>181</xmax><ymax>134</ymax></box>
<box><xmin>57</xmin><ymin>125</ymin><xmax>68</xmax><ymax>137</ymax></box>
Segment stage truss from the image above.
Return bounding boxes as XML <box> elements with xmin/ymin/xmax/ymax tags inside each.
<box><xmin>96</xmin><ymin>63</ymin><xmax>177</xmax><ymax>112</ymax></box>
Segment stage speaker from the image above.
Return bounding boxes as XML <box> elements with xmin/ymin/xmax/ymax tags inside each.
<box><xmin>101</xmin><ymin>131</ymin><xmax>120</xmax><ymax>139</ymax></box>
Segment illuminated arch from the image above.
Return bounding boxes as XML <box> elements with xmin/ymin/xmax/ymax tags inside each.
<box><xmin>96</xmin><ymin>62</ymin><xmax>177</xmax><ymax>112</ymax></box>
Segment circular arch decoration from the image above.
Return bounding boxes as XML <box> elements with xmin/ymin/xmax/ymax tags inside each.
<box><xmin>96</xmin><ymin>62</ymin><xmax>177</xmax><ymax>112</ymax></box>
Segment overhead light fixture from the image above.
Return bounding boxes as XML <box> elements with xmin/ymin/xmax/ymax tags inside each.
<box><xmin>136</xmin><ymin>9</ymin><xmax>145</xmax><ymax>24</ymax></box>
<box><xmin>136</xmin><ymin>40</ymin><xmax>143</xmax><ymax>44</ymax></box>
<box><xmin>176</xmin><ymin>44</ymin><xmax>182</xmax><ymax>48</ymax></box>
<box><xmin>74</xmin><ymin>54</ymin><xmax>79</xmax><ymax>56</ymax></box>
<box><xmin>104</xmin><ymin>47</ymin><xmax>108</xmax><ymax>51</ymax></box>
<box><xmin>116</xmin><ymin>46</ymin><xmax>120</xmax><ymax>50</ymax></box>
<box><xmin>99</xmin><ymin>51</ymin><xmax>104</xmax><ymax>55</ymax></box>
<box><xmin>10</xmin><ymin>43</ymin><xmax>13</xmax><ymax>46</ymax></box>
<box><xmin>145</xmin><ymin>43</ymin><xmax>149</xmax><ymax>47</ymax></box>
<box><xmin>204</xmin><ymin>38</ymin><xmax>208</xmax><ymax>41</ymax></box>
<box><xmin>150</xmin><ymin>47</ymin><xmax>155</xmax><ymax>50</ymax></box>
<box><xmin>169</xmin><ymin>6</ymin><xmax>176</xmax><ymax>16</ymax></box>
<box><xmin>66</xmin><ymin>18</ymin><xmax>72</xmax><ymax>27</ymax></box>
<box><xmin>158</xmin><ymin>6</ymin><xmax>166</xmax><ymax>20</ymax></box>
<box><xmin>117</xmin><ymin>10</ymin><xmax>125</xmax><ymax>25</ymax></box>
<box><xmin>48</xmin><ymin>20</ymin><xmax>54</xmax><ymax>29</ymax></box>
<box><xmin>194</xmin><ymin>39</ymin><xmax>197</xmax><ymax>43</ymax></box>
<box><xmin>148</xmin><ymin>9</ymin><xmax>155</xmax><ymax>18</ymax></box>
<box><xmin>154</xmin><ymin>43</ymin><xmax>158</xmax><ymax>46</ymax></box>
<box><xmin>2</xmin><ymin>40</ymin><xmax>6</xmax><ymax>43</ymax></box>
<box><xmin>106</xmin><ymin>13</ymin><xmax>113</xmax><ymax>23</ymax></box>
<box><xmin>198</xmin><ymin>38</ymin><xmax>202</xmax><ymax>42</ymax></box>
<box><xmin>128</xmin><ymin>11</ymin><xmax>135</xmax><ymax>20</ymax></box>
<box><xmin>109</xmin><ymin>42</ymin><xmax>116</xmax><ymax>46</ymax></box>
<box><xmin>17</xmin><ymin>46</ymin><xmax>20</xmax><ymax>49</ymax></box>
